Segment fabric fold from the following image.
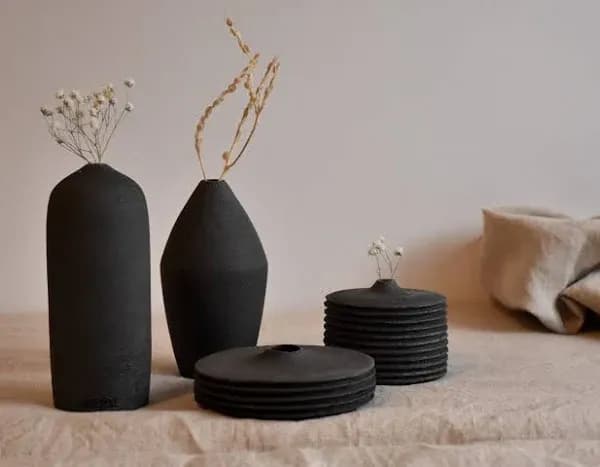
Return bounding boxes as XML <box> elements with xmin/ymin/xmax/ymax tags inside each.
<box><xmin>480</xmin><ymin>207</ymin><xmax>600</xmax><ymax>333</ymax></box>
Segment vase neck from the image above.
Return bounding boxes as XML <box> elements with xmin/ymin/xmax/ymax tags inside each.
<box><xmin>370</xmin><ymin>279</ymin><xmax>401</xmax><ymax>293</ymax></box>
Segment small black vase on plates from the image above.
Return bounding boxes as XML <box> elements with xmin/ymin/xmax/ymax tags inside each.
<box><xmin>161</xmin><ymin>179</ymin><xmax>268</xmax><ymax>378</ymax></box>
<box><xmin>47</xmin><ymin>163</ymin><xmax>151</xmax><ymax>411</ymax></box>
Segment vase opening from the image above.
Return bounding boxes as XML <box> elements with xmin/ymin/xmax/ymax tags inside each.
<box><xmin>271</xmin><ymin>344</ymin><xmax>301</xmax><ymax>353</ymax></box>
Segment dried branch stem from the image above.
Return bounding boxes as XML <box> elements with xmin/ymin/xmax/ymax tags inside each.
<box><xmin>193</xmin><ymin>18</ymin><xmax>280</xmax><ymax>180</ymax></box>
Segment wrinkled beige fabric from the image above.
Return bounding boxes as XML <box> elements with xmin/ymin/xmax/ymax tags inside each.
<box><xmin>2</xmin><ymin>310</ymin><xmax>600</xmax><ymax>466</ymax></box>
<box><xmin>481</xmin><ymin>207</ymin><xmax>600</xmax><ymax>333</ymax></box>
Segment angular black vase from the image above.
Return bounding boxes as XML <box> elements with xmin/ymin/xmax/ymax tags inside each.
<box><xmin>47</xmin><ymin>164</ymin><xmax>151</xmax><ymax>411</ymax></box>
<box><xmin>161</xmin><ymin>180</ymin><xmax>268</xmax><ymax>378</ymax></box>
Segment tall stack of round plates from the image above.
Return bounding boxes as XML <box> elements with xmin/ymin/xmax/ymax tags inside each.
<box><xmin>194</xmin><ymin>344</ymin><xmax>376</xmax><ymax>420</ymax></box>
<box><xmin>324</xmin><ymin>279</ymin><xmax>448</xmax><ymax>385</ymax></box>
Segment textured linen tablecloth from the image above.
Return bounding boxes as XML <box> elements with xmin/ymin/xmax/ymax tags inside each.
<box><xmin>2</xmin><ymin>304</ymin><xmax>600</xmax><ymax>467</ymax></box>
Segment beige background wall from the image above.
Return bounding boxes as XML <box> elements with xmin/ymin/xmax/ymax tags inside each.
<box><xmin>1</xmin><ymin>0</ymin><xmax>599</xmax><ymax>314</ymax></box>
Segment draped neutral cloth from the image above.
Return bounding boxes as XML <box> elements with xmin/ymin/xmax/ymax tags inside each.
<box><xmin>2</xmin><ymin>308</ymin><xmax>600</xmax><ymax>466</ymax></box>
<box><xmin>481</xmin><ymin>207</ymin><xmax>600</xmax><ymax>333</ymax></box>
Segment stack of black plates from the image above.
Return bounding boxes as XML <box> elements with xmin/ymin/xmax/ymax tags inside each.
<box><xmin>324</xmin><ymin>279</ymin><xmax>447</xmax><ymax>385</ymax></box>
<box><xmin>194</xmin><ymin>344</ymin><xmax>376</xmax><ymax>420</ymax></box>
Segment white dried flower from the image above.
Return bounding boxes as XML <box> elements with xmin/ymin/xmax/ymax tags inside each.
<box><xmin>55</xmin><ymin>89</ymin><xmax>65</xmax><ymax>99</ymax></box>
<box><xmin>51</xmin><ymin>121</ymin><xmax>63</xmax><ymax>132</ymax></box>
<box><xmin>368</xmin><ymin>247</ymin><xmax>379</xmax><ymax>256</ymax></box>
<box><xmin>89</xmin><ymin>117</ymin><xmax>100</xmax><ymax>130</ymax></box>
<box><xmin>55</xmin><ymin>137</ymin><xmax>64</xmax><ymax>144</ymax></box>
<box><xmin>375</xmin><ymin>239</ymin><xmax>386</xmax><ymax>251</ymax></box>
<box><xmin>124</xmin><ymin>78</ymin><xmax>135</xmax><ymax>88</ymax></box>
<box><xmin>70</xmin><ymin>90</ymin><xmax>83</xmax><ymax>103</ymax></box>
<box><xmin>109</xmin><ymin>96</ymin><xmax>118</xmax><ymax>106</ymax></box>
<box><xmin>40</xmin><ymin>106</ymin><xmax>53</xmax><ymax>117</ymax></box>
<box><xmin>89</xmin><ymin>107</ymin><xmax>98</xmax><ymax>117</ymax></box>
<box><xmin>394</xmin><ymin>246</ymin><xmax>404</xmax><ymax>256</ymax></box>
<box><xmin>107</xmin><ymin>82</ymin><xmax>114</xmax><ymax>91</ymax></box>
<box><xmin>369</xmin><ymin>241</ymin><xmax>382</xmax><ymax>253</ymax></box>
<box><xmin>125</xmin><ymin>102</ymin><xmax>134</xmax><ymax>112</ymax></box>
<box><xmin>55</xmin><ymin>106</ymin><xmax>64</xmax><ymax>114</ymax></box>
<box><xmin>63</xmin><ymin>98</ymin><xmax>74</xmax><ymax>109</ymax></box>
<box><xmin>96</xmin><ymin>95</ymin><xmax>106</xmax><ymax>104</ymax></box>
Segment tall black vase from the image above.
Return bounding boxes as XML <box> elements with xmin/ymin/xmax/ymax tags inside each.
<box><xmin>47</xmin><ymin>163</ymin><xmax>151</xmax><ymax>411</ymax></box>
<box><xmin>161</xmin><ymin>180</ymin><xmax>268</xmax><ymax>378</ymax></box>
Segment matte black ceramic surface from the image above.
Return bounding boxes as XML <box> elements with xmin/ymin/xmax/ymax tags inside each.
<box><xmin>196</xmin><ymin>387</ymin><xmax>375</xmax><ymax>412</ymax></box>
<box><xmin>194</xmin><ymin>369</ymin><xmax>376</xmax><ymax>395</ymax></box>
<box><xmin>194</xmin><ymin>345</ymin><xmax>376</xmax><ymax>420</ymax></box>
<box><xmin>326</xmin><ymin>279</ymin><xmax>446</xmax><ymax>310</ymax></box>
<box><xmin>325</xmin><ymin>303</ymin><xmax>447</xmax><ymax>318</ymax></box>
<box><xmin>324</xmin><ymin>342</ymin><xmax>448</xmax><ymax>358</ymax></box>
<box><xmin>195</xmin><ymin>377</ymin><xmax>376</xmax><ymax>404</ymax></box>
<box><xmin>372</xmin><ymin>350</ymin><xmax>448</xmax><ymax>363</ymax></box>
<box><xmin>323</xmin><ymin>280</ymin><xmax>448</xmax><ymax>386</ymax></box>
<box><xmin>376</xmin><ymin>370</ymin><xmax>447</xmax><ymax>385</ymax></box>
<box><xmin>325</xmin><ymin>309</ymin><xmax>446</xmax><ymax>324</ymax></box>
<box><xmin>47</xmin><ymin>164</ymin><xmax>151</xmax><ymax>411</ymax></box>
<box><xmin>324</xmin><ymin>316</ymin><xmax>447</xmax><ymax>333</ymax></box>
<box><xmin>198</xmin><ymin>392</ymin><xmax>375</xmax><ymax>420</ymax></box>
<box><xmin>161</xmin><ymin>180</ymin><xmax>268</xmax><ymax>378</ymax></box>
<box><xmin>324</xmin><ymin>327</ymin><xmax>448</xmax><ymax>342</ymax></box>
<box><xmin>374</xmin><ymin>359</ymin><xmax>447</xmax><ymax>371</ymax></box>
<box><xmin>194</xmin><ymin>345</ymin><xmax>374</xmax><ymax>384</ymax></box>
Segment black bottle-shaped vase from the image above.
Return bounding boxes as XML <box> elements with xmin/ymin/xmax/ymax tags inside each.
<box><xmin>161</xmin><ymin>179</ymin><xmax>268</xmax><ymax>378</ymax></box>
<box><xmin>47</xmin><ymin>163</ymin><xmax>151</xmax><ymax>411</ymax></box>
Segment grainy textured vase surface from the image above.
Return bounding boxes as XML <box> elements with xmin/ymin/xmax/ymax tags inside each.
<box><xmin>47</xmin><ymin>163</ymin><xmax>151</xmax><ymax>411</ymax></box>
<box><xmin>161</xmin><ymin>180</ymin><xmax>268</xmax><ymax>378</ymax></box>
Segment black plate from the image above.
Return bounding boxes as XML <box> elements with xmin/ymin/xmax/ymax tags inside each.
<box><xmin>374</xmin><ymin>364</ymin><xmax>447</xmax><ymax>377</ymax></box>
<box><xmin>195</xmin><ymin>376</ymin><xmax>376</xmax><ymax>405</ymax></box>
<box><xmin>195</xmin><ymin>370</ymin><xmax>375</xmax><ymax>397</ymax></box>
<box><xmin>195</xmin><ymin>386</ymin><xmax>375</xmax><ymax>412</ymax></box>
<box><xmin>325</xmin><ymin>308</ymin><xmax>446</xmax><ymax>325</ymax></box>
<box><xmin>374</xmin><ymin>358</ymin><xmax>447</xmax><ymax>371</ymax></box>
<box><xmin>194</xmin><ymin>345</ymin><xmax>374</xmax><ymax>386</ymax></box>
<box><xmin>376</xmin><ymin>368</ymin><xmax>447</xmax><ymax>385</ymax></box>
<box><xmin>371</xmin><ymin>349</ymin><xmax>448</xmax><ymax>363</ymax></box>
<box><xmin>324</xmin><ymin>339</ymin><xmax>448</xmax><ymax>356</ymax></box>
<box><xmin>197</xmin><ymin>391</ymin><xmax>375</xmax><ymax>420</ymax></box>
<box><xmin>324</xmin><ymin>315</ymin><xmax>447</xmax><ymax>331</ymax></box>
<box><xmin>194</xmin><ymin>368</ymin><xmax>376</xmax><ymax>395</ymax></box>
<box><xmin>325</xmin><ymin>303</ymin><xmax>447</xmax><ymax>319</ymax></box>
<box><xmin>324</xmin><ymin>326</ymin><xmax>448</xmax><ymax>342</ymax></box>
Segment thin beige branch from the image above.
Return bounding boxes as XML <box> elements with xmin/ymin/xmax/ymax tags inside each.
<box><xmin>195</xmin><ymin>18</ymin><xmax>280</xmax><ymax>179</ymax></box>
<box><xmin>219</xmin><ymin>58</ymin><xmax>280</xmax><ymax>179</ymax></box>
<box><xmin>194</xmin><ymin>54</ymin><xmax>258</xmax><ymax>179</ymax></box>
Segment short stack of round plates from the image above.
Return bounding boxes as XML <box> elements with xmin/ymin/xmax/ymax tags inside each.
<box><xmin>194</xmin><ymin>344</ymin><xmax>375</xmax><ymax>420</ymax></box>
<box><xmin>324</xmin><ymin>279</ymin><xmax>447</xmax><ymax>385</ymax></box>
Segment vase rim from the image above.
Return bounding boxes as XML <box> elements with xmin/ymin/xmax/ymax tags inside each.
<box><xmin>201</xmin><ymin>178</ymin><xmax>226</xmax><ymax>183</ymax></box>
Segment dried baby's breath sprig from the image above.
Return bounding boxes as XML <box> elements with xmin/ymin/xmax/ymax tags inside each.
<box><xmin>368</xmin><ymin>236</ymin><xmax>404</xmax><ymax>279</ymax></box>
<box><xmin>40</xmin><ymin>80</ymin><xmax>135</xmax><ymax>163</ymax></box>
<box><xmin>193</xmin><ymin>18</ymin><xmax>280</xmax><ymax>180</ymax></box>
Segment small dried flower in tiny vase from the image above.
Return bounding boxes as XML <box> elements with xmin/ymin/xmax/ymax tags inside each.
<box><xmin>324</xmin><ymin>237</ymin><xmax>448</xmax><ymax>385</ymax></box>
<box><xmin>43</xmin><ymin>80</ymin><xmax>151</xmax><ymax>411</ymax></box>
<box><xmin>161</xmin><ymin>18</ymin><xmax>279</xmax><ymax>377</ymax></box>
<box><xmin>366</xmin><ymin>236</ymin><xmax>405</xmax><ymax>293</ymax></box>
